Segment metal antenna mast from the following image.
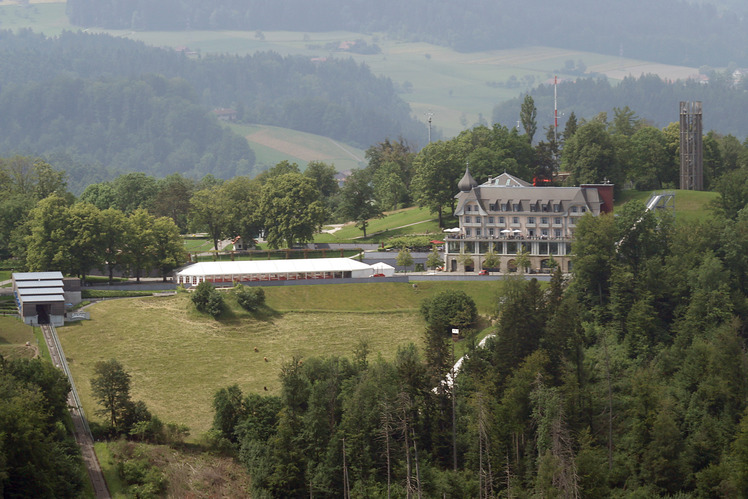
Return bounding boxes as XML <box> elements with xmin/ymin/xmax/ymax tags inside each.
<box><xmin>425</xmin><ymin>111</ymin><xmax>434</xmax><ymax>143</ymax></box>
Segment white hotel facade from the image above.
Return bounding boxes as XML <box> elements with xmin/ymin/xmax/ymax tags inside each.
<box><xmin>444</xmin><ymin>170</ymin><xmax>614</xmax><ymax>273</ymax></box>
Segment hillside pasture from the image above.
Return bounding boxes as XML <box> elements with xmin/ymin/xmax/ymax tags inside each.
<box><xmin>231</xmin><ymin>123</ymin><xmax>366</xmax><ymax>172</ymax></box>
<box><xmin>57</xmin><ymin>280</ymin><xmax>505</xmax><ymax>435</ymax></box>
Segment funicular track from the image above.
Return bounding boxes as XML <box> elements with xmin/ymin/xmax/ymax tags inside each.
<box><xmin>40</xmin><ymin>323</ymin><xmax>111</xmax><ymax>499</ymax></box>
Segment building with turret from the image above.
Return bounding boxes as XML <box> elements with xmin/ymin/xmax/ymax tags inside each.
<box><xmin>444</xmin><ymin>169</ymin><xmax>613</xmax><ymax>273</ymax></box>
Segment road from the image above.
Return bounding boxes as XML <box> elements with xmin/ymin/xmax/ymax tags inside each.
<box><xmin>41</xmin><ymin>324</ymin><xmax>111</xmax><ymax>499</ymax></box>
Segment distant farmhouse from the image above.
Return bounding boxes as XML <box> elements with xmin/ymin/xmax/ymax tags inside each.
<box><xmin>444</xmin><ymin>170</ymin><xmax>613</xmax><ymax>273</ymax></box>
<box><xmin>212</xmin><ymin>108</ymin><xmax>237</xmax><ymax>122</ymax></box>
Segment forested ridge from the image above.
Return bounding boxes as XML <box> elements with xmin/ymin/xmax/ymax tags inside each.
<box><xmin>494</xmin><ymin>74</ymin><xmax>748</xmax><ymax>140</ymax></box>
<box><xmin>0</xmin><ymin>30</ymin><xmax>425</xmax><ymax>190</ymax></box>
<box><xmin>65</xmin><ymin>0</ymin><xmax>748</xmax><ymax>67</ymax></box>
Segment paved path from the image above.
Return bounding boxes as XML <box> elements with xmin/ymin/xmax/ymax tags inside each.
<box><xmin>41</xmin><ymin>324</ymin><xmax>111</xmax><ymax>499</ymax></box>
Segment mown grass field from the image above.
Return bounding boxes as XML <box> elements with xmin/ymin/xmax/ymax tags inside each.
<box><xmin>57</xmin><ymin>280</ymin><xmax>505</xmax><ymax>435</ymax></box>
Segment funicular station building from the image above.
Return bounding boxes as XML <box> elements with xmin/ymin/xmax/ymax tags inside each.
<box><xmin>12</xmin><ymin>271</ymin><xmax>66</xmax><ymax>326</ymax></box>
<box><xmin>445</xmin><ymin>170</ymin><xmax>614</xmax><ymax>273</ymax></box>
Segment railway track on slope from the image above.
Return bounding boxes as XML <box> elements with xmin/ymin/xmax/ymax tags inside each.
<box><xmin>40</xmin><ymin>323</ymin><xmax>111</xmax><ymax>499</ymax></box>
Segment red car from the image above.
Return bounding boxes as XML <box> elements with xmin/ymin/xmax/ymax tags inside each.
<box><xmin>478</xmin><ymin>270</ymin><xmax>489</xmax><ymax>275</ymax></box>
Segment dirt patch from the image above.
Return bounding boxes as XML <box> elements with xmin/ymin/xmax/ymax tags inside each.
<box><xmin>246</xmin><ymin>130</ymin><xmax>334</xmax><ymax>161</ymax></box>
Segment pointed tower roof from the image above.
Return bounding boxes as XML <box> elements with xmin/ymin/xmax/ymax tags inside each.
<box><xmin>458</xmin><ymin>166</ymin><xmax>478</xmax><ymax>192</ymax></box>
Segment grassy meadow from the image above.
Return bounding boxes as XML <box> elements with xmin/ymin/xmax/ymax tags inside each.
<box><xmin>57</xmin><ymin>280</ymin><xmax>505</xmax><ymax>435</ymax></box>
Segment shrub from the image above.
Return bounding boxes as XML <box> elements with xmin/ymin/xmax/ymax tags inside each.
<box><xmin>191</xmin><ymin>281</ymin><xmax>224</xmax><ymax>317</ymax></box>
<box><xmin>234</xmin><ymin>284</ymin><xmax>265</xmax><ymax>312</ymax></box>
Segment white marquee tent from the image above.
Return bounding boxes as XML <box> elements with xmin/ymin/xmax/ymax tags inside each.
<box><xmin>176</xmin><ymin>258</ymin><xmax>380</xmax><ymax>285</ymax></box>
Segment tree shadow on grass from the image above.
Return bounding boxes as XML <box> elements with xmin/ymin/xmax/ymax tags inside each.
<box><xmin>216</xmin><ymin>304</ymin><xmax>282</xmax><ymax>326</ymax></box>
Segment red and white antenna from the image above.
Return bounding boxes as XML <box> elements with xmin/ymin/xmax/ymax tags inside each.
<box><xmin>554</xmin><ymin>75</ymin><xmax>558</xmax><ymax>144</ymax></box>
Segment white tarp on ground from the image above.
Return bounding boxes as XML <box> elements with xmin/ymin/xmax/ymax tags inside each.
<box><xmin>371</xmin><ymin>262</ymin><xmax>395</xmax><ymax>277</ymax></box>
<box><xmin>177</xmin><ymin>257</ymin><xmax>376</xmax><ymax>283</ymax></box>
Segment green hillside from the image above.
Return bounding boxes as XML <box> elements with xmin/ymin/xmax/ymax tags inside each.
<box><xmin>0</xmin><ymin>2</ymin><xmax>697</xmax><ymax>138</ymax></box>
<box><xmin>615</xmin><ymin>189</ymin><xmax>719</xmax><ymax>224</ymax></box>
<box><xmin>229</xmin><ymin>124</ymin><xmax>366</xmax><ymax>172</ymax></box>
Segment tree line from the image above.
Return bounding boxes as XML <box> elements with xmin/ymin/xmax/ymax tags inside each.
<box><xmin>65</xmin><ymin>0</ymin><xmax>748</xmax><ymax>67</ymax></box>
<box><xmin>494</xmin><ymin>74</ymin><xmax>748</xmax><ymax>142</ymax></box>
<box><xmin>208</xmin><ymin>198</ymin><xmax>748</xmax><ymax>497</ymax></box>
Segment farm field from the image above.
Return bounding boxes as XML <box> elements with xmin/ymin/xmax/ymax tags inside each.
<box><xmin>57</xmin><ymin>281</ymin><xmax>504</xmax><ymax>435</ymax></box>
<box><xmin>0</xmin><ymin>2</ymin><xmax>698</xmax><ymax>139</ymax></box>
<box><xmin>232</xmin><ymin>124</ymin><xmax>366</xmax><ymax>172</ymax></box>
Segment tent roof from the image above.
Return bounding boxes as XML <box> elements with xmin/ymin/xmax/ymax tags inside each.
<box><xmin>177</xmin><ymin>258</ymin><xmax>373</xmax><ymax>277</ymax></box>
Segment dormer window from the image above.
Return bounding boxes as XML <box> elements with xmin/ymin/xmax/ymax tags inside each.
<box><xmin>571</xmin><ymin>206</ymin><xmax>578</xmax><ymax>213</ymax></box>
<box><xmin>553</xmin><ymin>204</ymin><xmax>561</xmax><ymax>212</ymax></box>
<box><xmin>512</xmin><ymin>203</ymin><xmax>520</xmax><ymax>212</ymax></box>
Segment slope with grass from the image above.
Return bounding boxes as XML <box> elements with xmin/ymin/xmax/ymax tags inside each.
<box><xmin>232</xmin><ymin>123</ymin><xmax>366</xmax><ymax>172</ymax></box>
<box><xmin>0</xmin><ymin>316</ymin><xmax>37</xmax><ymax>359</ymax></box>
<box><xmin>614</xmin><ymin>189</ymin><xmax>719</xmax><ymax>224</ymax></box>
<box><xmin>57</xmin><ymin>281</ymin><xmax>504</xmax><ymax>435</ymax></box>
<box><xmin>316</xmin><ymin>206</ymin><xmax>444</xmax><ymax>244</ymax></box>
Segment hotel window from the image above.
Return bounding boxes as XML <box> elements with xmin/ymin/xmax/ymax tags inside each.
<box><xmin>475</xmin><ymin>216</ymin><xmax>481</xmax><ymax>224</ymax></box>
<box><xmin>512</xmin><ymin>203</ymin><xmax>520</xmax><ymax>211</ymax></box>
<box><xmin>553</xmin><ymin>204</ymin><xmax>561</xmax><ymax>212</ymax></box>
<box><xmin>466</xmin><ymin>205</ymin><xmax>472</xmax><ymax>212</ymax></box>
<box><xmin>530</xmin><ymin>204</ymin><xmax>538</xmax><ymax>212</ymax></box>
<box><xmin>581</xmin><ymin>207</ymin><xmax>587</xmax><ymax>213</ymax></box>
<box><xmin>465</xmin><ymin>228</ymin><xmax>471</xmax><ymax>236</ymax></box>
<box><xmin>489</xmin><ymin>228</ymin><xmax>495</xmax><ymax>236</ymax></box>
<box><xmin>479</xmin><ymin>242</ymin><xmax>490</xmax><ymax>253</ymax></box>
<box><xmin>465</xmin><ymin>216</ymin><xmax>471</xmax><ymax>223</ymax></box>
<box><xmin>554</xmin><ymin>217</ymin><xmax>562</xmax><ymax>225</ymax></box>
<box><xmin>499</xmin><ymin>216</ymin><xmax>505</xmax><ymax>224</ymax></box>
<box><xmin>570</xmin><ymin>206</ymin><xmax>578</xmax><ymax>213</ymax></box>
<box><xmin>512</xmin><ymin>216</ymin><xmax>519</xmax><ymax>224</ymax></box>
<box><xmin>528</xmin><ymin>216</ymin><xmax>536</xmax><ymax>224</ymax></box>
<box><xmin>555</xmin><ymin>229</ymin><xmax>562</xmax><ymax>238</ymax></box>
<box><xmin>476</xmin><ymin>229</ymin><xmax>481</xmax><ymax>236</ymax></box>
<box><xmin>488</xmin><ymin>217</ymin><xmax>494</xmax><ymax>224</ymax></box>
<box><xmin>541</xmin><ymin>217</ymin><xmax>549</xmax><ymax>225</ymax></box>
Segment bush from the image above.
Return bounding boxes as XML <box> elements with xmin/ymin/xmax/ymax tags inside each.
<box><xmin>234</xmin><ymin>284</ymin><xmax>265</xmax><ymax>312</ymax></box>
<box><xmin>191</xmin><ymin>281</ymin><xmax>224</xmax><ymax>317</ymax></box>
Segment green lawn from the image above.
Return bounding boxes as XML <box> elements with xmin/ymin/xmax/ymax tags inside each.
<box><xmin>57</xmin><ymin>280</ymin><xmax>507</xmax><ymax>435</ymax></box>
<box><xmin>183</xmin><ymin>237</ymin><xmax>215</xmax><ymax>252</ymax></box>
<box><xmin>315</xmin><ymin>206</ymin><xmax>446</xmax><ymax>243</ymax></box>
<box><xmin>0</xmin><ymin>316</ymin><xmax>37</xmax><ymax>360</ymax></box>
<box><xmin>615</xmin><ymin>188</ymin><xmax>719</xmax><ymax>224</ymax></box>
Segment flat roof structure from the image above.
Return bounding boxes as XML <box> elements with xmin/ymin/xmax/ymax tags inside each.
<box><xmin>11</xmin><ymin>271</ymin><xmax>66</xmax><ymax>326</ymax></box>
<box><xmin>176</xmin><ymin>258</ymin><xmax>383</xmax><ymax>285</ymax></box>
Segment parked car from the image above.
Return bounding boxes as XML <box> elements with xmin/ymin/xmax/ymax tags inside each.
<box><xmin>478</xmin><ymin>270</ymin><xmax>489</xmax><ymax>275</ymax></box>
